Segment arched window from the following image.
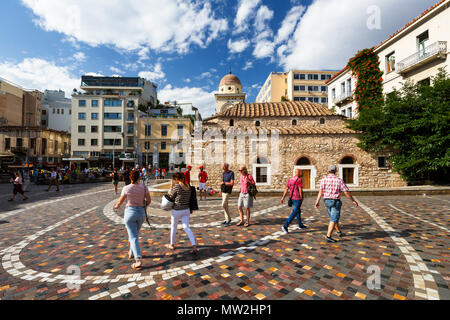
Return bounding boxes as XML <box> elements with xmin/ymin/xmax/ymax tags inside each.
<box><xmin>255</xmin><ymin>120</ymin><xmax>261</xmax><ymax>127</ymax></box>
<box><xmin>292</xmin><ymin>119</ymin><xmax>297</xmax><ymax>126</ymax></box>
<box><xmin>229</xmin><ymin>119</ymin><xmax>234</xmax><ymax>127</ymax></box>
<box><xmin>256</xmin><ymin>157</ymin><xmax>268</xmax><ymax>164</ymax></box>
<box><xmin>340</xmin><ymin>156</ymin><xmax>354</xmax><ymax>164</ymax></box>
<box><xmin>296</xmin><ymin>157</ymin><xmax>311</xmax><ymax>166</ymax></box>
<box><xmin>237</xmin><ymin>88</ymin><xmax>240</xmax><ymax>93</ymax></box>
<box><xmin>320</xmin><ymin>118</ymin><xmax>325</xmax><ymax>125</ymax></box>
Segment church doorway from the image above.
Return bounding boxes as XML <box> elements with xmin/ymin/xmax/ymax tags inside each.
<box><xmin>293</xmin><ymin>157</ymin><xmax>316</xmax><ymax>190</ymax></box>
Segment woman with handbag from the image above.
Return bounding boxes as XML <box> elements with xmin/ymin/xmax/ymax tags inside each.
<box><xmin>281</xmin><ymin>169</ymin><xmax>306</xmax><ymax>234</ymax></box>
<box><xmin>8</xmin><ymin>171</ymin><xmax>29</xmax><ymax>202</ymax></box>
<box><xmin>167</xmin><ymin>172</ymin><xmax>198</xmax><ymax>254</ymax></box>
<box><xmin>114</xmin><ymin>169</ymin><xmax>151</xmax><ymax>270</ymax></box>
<box><xmin>237</xmin><ymin>166</ymin><xmax>256</xmax><ymax>228</ymax></box>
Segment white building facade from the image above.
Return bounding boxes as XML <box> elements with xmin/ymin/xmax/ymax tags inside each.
<box><xmin>71</xmin><ymin>76</ymin><xmax>157</xmax><ymax>167</ymax></box>
<box><xmin>327</xmin><ymin>0</ymin><xmax>449</xmax><ymax>118</ymax></box>
<box><xmin>375</xmin><ymin>0</ymin><xmax>449</xmax><ymax>94</ymax></box>
<box><xmin>41</xmin><ymin>90</ymin><xmax>72</xmax><ymax>133</ymax></box>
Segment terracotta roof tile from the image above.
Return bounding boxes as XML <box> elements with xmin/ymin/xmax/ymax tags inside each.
<box><xmin>220</xmin><ymin>101</ymin><xmax>334</xmax><ymax>118</ymax></box>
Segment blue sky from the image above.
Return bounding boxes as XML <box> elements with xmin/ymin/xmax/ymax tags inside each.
<box><xmin>0</xmin><ymin>0</ymin><xmax>439</xmax><ymax>117</ymax></box>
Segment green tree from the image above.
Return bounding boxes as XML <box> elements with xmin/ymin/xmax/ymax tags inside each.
<box><xmin>348</xmin><ymin>69</ymin><xmax>450</xmax><ymax>184</ymax></box>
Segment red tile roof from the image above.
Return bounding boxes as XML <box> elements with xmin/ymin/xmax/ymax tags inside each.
<box><xmin>325</xmin><ymin>66</ymin><xmax>350</xmax><ymax>84</ymax></box>
<box><xmin>220</xmin><ymin>101</ymin><xmax>335</xmax><ymax>118</ymax></box>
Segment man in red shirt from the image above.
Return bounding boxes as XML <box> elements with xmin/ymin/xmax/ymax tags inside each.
<box><xmin>198</xmin><ymin>166</ymin><xmax>208</xmax><ymax>201</ymax></box>
<box><xmin>184</xmin><ymin>165</ymin><xmax>192</xmax><ymax>185</ymax></box>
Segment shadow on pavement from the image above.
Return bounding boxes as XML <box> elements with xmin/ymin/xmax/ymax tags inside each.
<box><xmin>0</xmin><ymin>182</ymin><xmax>113</xmax><ymax>213</ymax></box>
<box><xmin>0</xmin><ymin>220</ymin><xmax>9</xmax><ymax>225</ymax></box>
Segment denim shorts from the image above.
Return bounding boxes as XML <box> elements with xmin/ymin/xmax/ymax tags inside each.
<box><xmin>324</xmin><ymin>199</ymin><xmax>342</xmax><ymax>223</ymax></box>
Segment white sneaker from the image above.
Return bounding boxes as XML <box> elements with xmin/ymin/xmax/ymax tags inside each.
<box><xmin>281</xmin><ymin>226</ymin><xmax>289</xmax><ymax>234</ymax></box>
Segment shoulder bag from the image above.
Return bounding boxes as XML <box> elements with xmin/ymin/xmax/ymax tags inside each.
<box><xmin>288</xmin><ymin>178</ymin><xmax>299</xmax><ymax>207</ymax></box>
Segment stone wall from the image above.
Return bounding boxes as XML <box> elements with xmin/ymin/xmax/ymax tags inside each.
<box><xmin>213</xmin><ymin>116</ymin><xmax>345</xmax><ymax>130</ymax></box>
<box><xmin>189</xmin><ymin>122</ymin><xmax>406</xmax><ymax>190</ymax></box>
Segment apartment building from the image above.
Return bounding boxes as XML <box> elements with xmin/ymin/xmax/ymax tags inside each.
<box><xmin>138</xmin><ymin>105</ymin><xmax>197</xmax><ymax>169</ymax></box>
<box><xmin>42</xmin><ymin>90</ymin><xmax>72</xmax><ymax>132</ymax></box>
<box><xmin>256</xmin><ymin>70</ymin><xmax>337</xmax><ymax>104</ymax></box>
<box><xmin>0</xmin><ymin>126</ymin><xmax>71</xmax><ymax>169</ymax></box>
<box><xmin>70</xmin><ymin>76</ymin><xmax>157</xmax><ymax>168</ymax></box>
<box><xmin>0</xmin><ymin>77</ymin><xmax>42</xmax><ymax>127</ymax></box>
<box><xmin>328</xmin><ymin>0</ymin><xmax>449</xmax><ymax>118</ymax></box>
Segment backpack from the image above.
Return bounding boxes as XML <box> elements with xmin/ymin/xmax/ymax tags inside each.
<box><xmin>247</xmin><ymin>183</ymin><xmax>258</xmax><ymax>199</ymax></box>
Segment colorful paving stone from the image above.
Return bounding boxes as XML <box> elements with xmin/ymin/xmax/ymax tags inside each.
<box><xmin>0</xmin><ymin>182</ymin><xmax>449</xmax><ymax>300</ymax></box>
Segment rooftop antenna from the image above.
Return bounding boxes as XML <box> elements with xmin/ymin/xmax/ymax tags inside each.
<box><xmin>229</xmin><ymin>68</ymin><xmax>232</xmax><ymax>74</ymax></box>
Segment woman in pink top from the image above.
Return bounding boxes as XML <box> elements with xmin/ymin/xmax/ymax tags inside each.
<box><xmin>8</xmin><ymin>172</ymin><xmax>28</xmax><ymax>202</ymax></box>
<box><xmin>114</xmin><ymin>170</ymin><xmax>151</xmax><ymax>270</ymax></box>
<box><xmin>237</xmin><ymin>166</ymin><xmax>256</xmax><ymax>227</ymax></box>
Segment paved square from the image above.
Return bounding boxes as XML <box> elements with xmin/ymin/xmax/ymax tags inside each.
<box><xmin>0</xmin><ymin>182</ymin><xmax>448</xmax><ymax>300</ymax></box>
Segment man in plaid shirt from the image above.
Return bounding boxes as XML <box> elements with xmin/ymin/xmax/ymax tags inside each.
<box><xmin>315</xmin><ymin>165</ymin><xmax>358</xmax><ymax>243</ymax></box>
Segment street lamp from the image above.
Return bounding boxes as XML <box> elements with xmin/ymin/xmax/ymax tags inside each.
<box><xmin>25</xmin><ymin>112</ymin><xmax>33</xmax><ymax>165</ymax></box>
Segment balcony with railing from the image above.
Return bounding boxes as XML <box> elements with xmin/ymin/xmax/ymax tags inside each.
<box><xmin>397</xmin><ymin>41</ymin><xmax>447</xmax><ymax>74</ymax></box>
<box><xmin>333</xmin><ymin>91</ymin><xmax>353</xmax><ymax>105</ymax></box>
<box><xmin>11</xmin><ymin>146</ymin><xmax>28</xmax><ymax>154</ymax></box>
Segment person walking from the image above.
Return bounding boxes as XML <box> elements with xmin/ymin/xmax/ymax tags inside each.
<box><xmin>32</xmin><ymin>168</ymin><xmax>39</xmax><ymax>185</ymax></box>
<box><xmin>315</xmin><ymin>165</ymin><xmax>358</xmax><ymax>243</ymax></box>
<box><xmin>168</xmin><ymin>172</ymin><xmax>198</xmax><ymax>254</ymax></box>
<box><xmin>111</xmin><ymin>168</ymin><xmax>119</xmax><ymax>194</ymax></box>
<box><xmin>124</xmin><ymin>167</ymin><xmax>131</xmax><ymax>186</ymax></box>
<box><xmin>281</xmin><ymin>169</ymin><xmax>307</xmax><ymax>234</ymax></box>
<box><xmin>8</xmin><ymin>172</ymin><xmax>28</xmax><ymax>202</ymax></box>
<box><xmin>184</xmin><ymin>165</ymin><xmax>192</xmax><ymax>186</ymax></box>
<box><xmin>155</xmin><ymin>168</ymin><xmax>159</xmax><ymax>180</ymax></box>
<box><xmin>198</xmin><ymin>166</ymin><xmax>208</xmax><ymax>201</ymax></box>
<box><xmin>22</xmin><ymin>170</ymin><xmax>31</xmax><ymax>192</ymax></box>
<box><xmin>162</xmin><ymin>168</ymin><xmax>166</xmax><ymax>179</ymax></box>
<box><xmin>46</xmin><ymin>168</ymin><xmax>59</xmax><ymax>192</ymax></box>
<box><xmin>114</xmin><ymin>170</ymin><xmax>151</xmax><ymax>270</ymax></box>
<box><xmin>237</xmin><ymin>166</ymin><xmax>256</xmax><ymax>228</ymax></box>
<box><xmin>220</xmin><ymin>163</ymin><xmax>235</xmax><ymax>226</ymax></box>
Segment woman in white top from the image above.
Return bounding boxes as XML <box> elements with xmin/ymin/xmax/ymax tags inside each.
<box><xmin>8</xmin><ymin>172</ymin><xmax>28</xmax><ymax>202</ymax></box>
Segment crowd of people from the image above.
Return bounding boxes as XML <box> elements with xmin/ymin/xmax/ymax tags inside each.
<box><xmin>113</xmin><ymin>162</ymin><xmax>358</xmax><ymax>270</ymax></box>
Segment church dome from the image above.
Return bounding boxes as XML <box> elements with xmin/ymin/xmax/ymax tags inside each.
<box><xmin>219</xmin><ymin>73</ymin><xmax>242</xmax><ymax>87</ymax></box>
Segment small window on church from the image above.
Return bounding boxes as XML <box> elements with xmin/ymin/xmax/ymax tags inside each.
<box><xmin>221</xmin><ymin>88</ymin><xmax>224</xmax><ymax>92</ymax></box>
<box><xmin>228</xmin><ymin>87</ymin><xmax>232</xmax><ymax>91</ymax></box>
<box><xmin>320</xmin><ymin>118</ymin><xmax>325</xmax><ymax>125</ymax></box>
<box><xmin>230</xmin><ymin>119</ymin><xmax>234</xmax><ymax>127</ymax></box>
<box><xmin>255</xmin><ymin>121</ymin><xmax>261</xmax><ymax>127</ymax></box>
<box><xmin>292</xmin><ymin>119</ymin><xmax>297</xmax><ymax>126</ymax></box>
<box><xmin>237</xmin><ymin>88</ymin><xmax>240</xmax><ymax>93</ymax></box>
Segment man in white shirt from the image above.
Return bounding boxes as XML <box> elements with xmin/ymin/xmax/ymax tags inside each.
<box><xmin>46</xmin><ymin>168</ymin><xmax>60</xmax><ymax>192</ymax></box>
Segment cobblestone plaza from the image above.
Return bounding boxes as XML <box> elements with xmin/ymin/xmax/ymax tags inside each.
<box><xmin>0</xmin><ymin>182</ymin><xmax>448</xmax><ymax>301</ymax></box>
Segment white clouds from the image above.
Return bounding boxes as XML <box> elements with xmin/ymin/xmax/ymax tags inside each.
<box><xmin>227</xmin><ymin>38</ymin><xmax>250</xmax><ymax>53</ymax></box>
<box><xmin>254</xmin><ymin>5</ymin><xmax>274</xmax><ymax>32</ymax></box>
<box><xmin>0</xmin><ymin>58</ymin><xmax>79</xmax><ymax>97</ymax></box>
<box><xmin>138</xmin><ymin>63</ymin><xmax>165</xmax><ymax>82</ymax></box>
<box><xmin>242</xmin><ymin>61</ymin><xmax>253</xmax><ymax>70</ymax></box>
<box><xmin>21</xmin><ymin>0</ymin><xmax>228</xmax><ymax>54</ymax></box>
<box><xmin>109</xmin><ymin>66</ymin><xmax>124</xmax><ymax>74</ymax></box>
<box><xmin>85</xmin><ymin>72</ymin><xmax>105</xmax><ymax>77</ymax></box>
<box><xmin>158</xmin><ymin>85</ymin><xmax>216</xmax><ymax>117</ymax></box>
<box><xmin>73</xmin><ymin>52</ymin><xmax>86</xmax><ymax>62</ymax></box>
<box><xmin>274</xmin><ymin>5</ymin><xmax>305</xmax><ymax>45</ymax></box>
<box><xmin>279</xmin><ymin>0</ymin><xmax>438</xmax><ymax>70</ymax></box>
<box><xmin>234</xmin><ymin>0</ymin><xmax>261</xmax><ymax>33</ymax></box>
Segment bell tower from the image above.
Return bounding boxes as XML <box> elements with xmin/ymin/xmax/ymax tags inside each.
<box><xmin>215</xmin><ymin>71</ymin><xmax>246</xmax><ymax>114</ymax></box>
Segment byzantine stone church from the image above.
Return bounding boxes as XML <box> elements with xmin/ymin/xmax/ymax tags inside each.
<box><xmin>189</xmin><ymin>72</ymin><xmax>405</xmax><ymax>190</ymax></box>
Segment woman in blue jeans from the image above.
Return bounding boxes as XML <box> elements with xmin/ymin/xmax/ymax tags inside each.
<box><xmin>114</xmin><ymin>170</ymin><xmax>151</xmax><ymax>270</ymax></box>
<box><xmin>280</xmin><ymin>169</ymin><xmax>306</xmax><ymax>234</ymax></box>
